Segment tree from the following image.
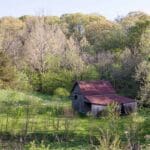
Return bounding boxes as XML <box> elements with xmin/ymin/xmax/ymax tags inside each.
<box><xmin>22</xmin><ymin>17</ymin><xmax>67</xmax><ymax>92</ymax></box>
<box><xmin>135</xmin><ymin>61</ymin><xmax>150</xmax><ymax>106</ymax></box>
<box><xmin>116</xmin><ymin>11</ymin><xmax>149</xmax><ymax>29</ymax></box>
<box><xmin>0</xmin><ymin>51</ymin><xmax>17</xmax><ymax>88</ymax></box>
<box><xmin>85</xmin><ymin>19</ymin><xmax>114</xmax><ymax>50</ymax></box>
<box><xmin>127</xmin><ymin>19</ymin><xmax>150</xmax><ymax>55</ymax></box>
<box><xmin>20</xmin><ymin>16</ymin><xmax>87</xmax><ymax>93</ymax></box>
<box><xmin>0</xmin><ymin>12</ymin><xmax>149</xmax><ymax>97</ymax></box>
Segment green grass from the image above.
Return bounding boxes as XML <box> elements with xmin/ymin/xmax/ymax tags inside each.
<box><xmin>0</xmin><ymin>89</ymin><xmax>149</xmax><ymax>149</ymax></box>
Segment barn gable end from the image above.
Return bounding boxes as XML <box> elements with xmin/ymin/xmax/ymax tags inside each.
<box><xmin>71</xmin><ymin>83</ymin><xmax>90</xmax><ymax>113</ymax></box>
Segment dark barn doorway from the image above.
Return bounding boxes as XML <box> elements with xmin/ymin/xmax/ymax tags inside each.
<box><xmin>84</xmin><ymin>102</ymin><xmax>91</xmax><ymax>112</ymax></box>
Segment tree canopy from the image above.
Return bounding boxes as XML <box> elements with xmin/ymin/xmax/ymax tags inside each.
<box><xmin>0</xmin><ymin>11</ymin><xmax>149</xmax><ymax>106</ymax></box>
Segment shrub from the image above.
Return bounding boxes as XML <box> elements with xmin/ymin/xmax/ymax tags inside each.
<box><xmin>32</xmin><ymin>70</ymin><xmax>74</xmax><ymax>94</ymax></box>
<box><xmin>0</xmin><ymin>51</ymin><xmax>18</xmax><ymax>89</ymax></box>
<box><xmin>54</xmin><ymin>87</ymin><xmax>69</xmax><ymax>97</ymax></box>
<box><xmin>139</xmin><ymin>82</ymin><xmax>150</xmax><ymax>107</ymax></box>
<box><xmin>124</xmin><ymin>112</ymin><xmax>145</xmax><ymax>150</ymax></box>
<box><xmin>26</xmin><ymin>141</ymin><xmax>50</xmax><ymax>150</ymax></box>
<box><xmin>95</xmin><ymin>128</ymin><xmax>122</xmax><ymax>150</ymax></box>
<box><xmin>11</xmin><ymin>71</ymin><xmax>33</xmax><ymax>92</ymax></box>
<box><xmin>135</xmin><ymin>60</ymin><xmax>150</xmax><ymax>106</ymax></box>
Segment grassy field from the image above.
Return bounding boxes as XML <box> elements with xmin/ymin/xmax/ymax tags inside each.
<box><xmin>0</xmin><ymin>89</ymin><xmax>149</xmax><ymax>149</ymax></box>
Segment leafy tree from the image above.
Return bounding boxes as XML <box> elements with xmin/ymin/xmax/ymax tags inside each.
<box><xmin>127</xmin><ymin>19</ymin><xmax>150</xmax><ymax>55</ymax></box>
<box><xmin>117</xmin><ymin>11</ymin><xmax>149</xmax><ymax>29</ymax></box>
<box><xmin>85</xmin><ymin>19</ymin><xmax>114</xmax><ymax>50</ymax></box>
<box><xmin>44</xmin><ymin>16</ymin><xmax>61</xmax><ymax>25</ymax></box>
<box><xmin>22</xmin><ymin>17</ymin><xmax>67</xmax><ymax>92</ymax></box>
<box><xmin>0</xmin><ymin>12</ymin><xmax>149</xmax><ymax>98</ymax></box>
<box><xmin>135</xmin><ymin>61</ymin><xmax>150</xmax><ymax>106</ymax></box>
<box><xmin>0</xmin><ymin>51</ymin><xmax>17</xmax><ymax>88</ymax></box>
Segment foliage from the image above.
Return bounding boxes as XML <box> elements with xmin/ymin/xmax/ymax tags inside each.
<box><xmin>0</xmin><ymin>11</ymin><xmax>149</xmax><ymax>107</ymax></box>
<box><xmin>94</xmin><ymin>103</ymin><xmax>122</xmax><ymax>150</ymax></box>
<box><xmin>0</xmin><ymin>90</ymin><xmax>149</xmax><ymax>149</ymax></box>
<box><xmin>124</xmin><ymin>112</ymin><xmax>145</xmax><ymax>149</ymax></box>
<box><xmin>95</xmin><ymin>128</ymin><xmax>121</xmax><ymax>150</ymax></box>
<box><xmin>54</xmin><ymin>87</ymin><xmax>69</xmax><ymax>97</ymax></box>
<box><xmin>15</xmin><ymin>71</ymin><xmax>33</xmax><ymax>91</ymax></box>
<box><xmin>0</xmin><ymin>11</ymin><xmax>150</xmax><ymax>150</ymax></box>
<box><xmin>127</xmin><ymin>19</ymin><xmax>150</xmax><ymax>55</ymax></box>
<box><xmin>82</xmin><ymin>65</ymin><xmax>100</xmax><ymax>80</ymax></box>
<box><xmin>0</xmin><ymin>51</ymin><xmax>17</xmax><ymax>88</ymax></box>
<box><xmin>135</xmin><ymin>61</ymin><xmax>150</xmax><ymax>106</ymax></box>
<box><xmin>26</xmin><ymin>141</ymin><xmax>50</xmax><ymax>150</ymax></box>
<box><xmin>40</xmin><ymin>70</ymin><xmax>74</xmax><ymax>93</ymax></box>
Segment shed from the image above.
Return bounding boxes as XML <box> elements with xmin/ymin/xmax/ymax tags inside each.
<box><xmin>70</xmin><ymin>80</ymin><xmax>137</xmax><ymax>116</ymax></box>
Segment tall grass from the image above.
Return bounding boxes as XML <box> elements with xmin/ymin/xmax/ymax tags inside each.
<box><xmin>0</xmin><ymin>89</ymin><xmax>149</xmax><ymax>149</ymax></box>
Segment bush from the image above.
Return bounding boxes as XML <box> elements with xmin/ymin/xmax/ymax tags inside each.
<box><xmin>15</xmin><ymin>71</ymin><xmax>33</xmax><ymax>92</ymax></box>
<box><xmin>135</xmin><ymin>60</ymin><xmax>150</xmax><ymax>106</ymax></box>
<box><xmin>0</xmin><ymin>51</ymin><xmax>18</xmax><ymax>89</ymax></box>
<box><xmin>30</xmin><ymin>70</ymin><xmax>74</xmax><ymax>94</ymax></box>
<box><xmin>54</xmin><ymin>87</ymin><xmax>69</xmax><ymax>97</ymax></box>
<box><xmin>26</xmin><ymin>141</ymin><xmax>50</xmax><ymax>150</ymax></box>
<box><xmin>139</xmin><ymin>82</ymin><xmax>150</xmax><ymax>107</ymax></box>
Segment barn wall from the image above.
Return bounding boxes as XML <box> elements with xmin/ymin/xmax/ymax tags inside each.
<box><xmin>91</xmin><ymin>104</ymin><xmax>106</xmax><ymax>116</ymax></box>
<box><xmin>84</xmin><ymin>102</ymin><xmax>91</xmax><ymax>112</ymax></box>
<box><xmin>123</xmin><ymin>102</ymin><xmax>137</xmax><ymax>114</ymax></box>
<box><xmin>71</xmin><ymin>84</ymin><xmax>81</xmax><ymax>96</ymax></box>
<box><xmin>71</xmin><ymin>84</ymin><xmax>89</xmax><ymax>113</ymax></box>
<box><xmin>72</xmin><ymin>95</ymin><xmax>90</xmax><ymax>113</ymax></box>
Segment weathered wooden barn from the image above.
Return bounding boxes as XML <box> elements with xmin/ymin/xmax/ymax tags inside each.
<box><xmin>70</xmin><ymin>80</ymin><xmax>137</xmax><ymax>116</ymax></box>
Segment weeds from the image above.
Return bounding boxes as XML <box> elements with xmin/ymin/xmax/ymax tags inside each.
<box><xmin>0</xmin><ymin>90</ymin><xmax>149</xmax><ymax>149</ymax></box>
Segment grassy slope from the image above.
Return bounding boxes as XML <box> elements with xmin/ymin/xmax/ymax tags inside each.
<box><xmin>0</xmin><ymin>89</ymin><xmax>149</xmax><ymax>149</ymax></box>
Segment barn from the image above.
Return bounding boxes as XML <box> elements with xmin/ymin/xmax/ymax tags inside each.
<box><xmin>70</xmin><ymin>80</ymin><xmax>137</xmax><ymax>116</ymax></box>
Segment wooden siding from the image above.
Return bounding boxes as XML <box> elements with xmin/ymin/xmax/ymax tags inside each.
<box><xmin>71</xmin><ymin>84</ymin><xmax>91</xmax><ymax>114</ymax></box>
<box><xmin>91</xmin><ymin>104</ymin><xmax>106</xmax><ymax>116</ymax></box>
<box><xmin>71</xmin><ymin>84</ymin><xmax>84</xmax><ymax>113</ymax></box>
<box><xmin>123</xmin><ymin>102</ymin><xmax>137</xmax><ymax>114</ymax></box>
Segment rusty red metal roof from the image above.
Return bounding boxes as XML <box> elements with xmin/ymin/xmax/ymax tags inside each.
<box><xmin>85</xmin><ymin>95</ymin><xmax>135</xmax><ymax>105</ymax></box>
<box><xmin>73</xmin><ymin>80</ymin><xmax>135</xmax><ymax>105</ymax></box>
<box><xmin>78</xmin><ymin>80</ymin><xmax>116</xmax><ymax>95</ymax></box>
